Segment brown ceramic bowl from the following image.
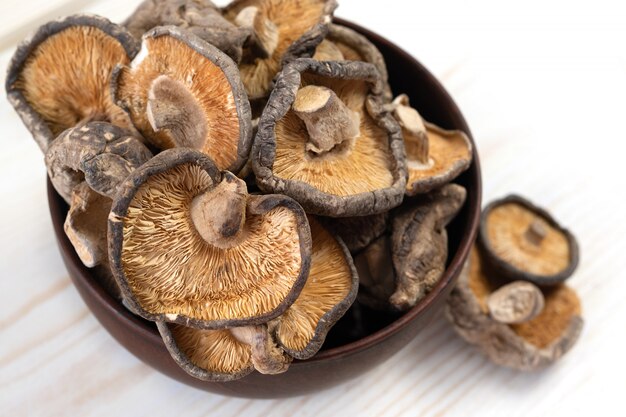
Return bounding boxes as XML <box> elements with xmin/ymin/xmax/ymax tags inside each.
<box><xmin>47</xmin><ymin>18</ymin><xmax>482</xmax><ymax>398</ymax></box>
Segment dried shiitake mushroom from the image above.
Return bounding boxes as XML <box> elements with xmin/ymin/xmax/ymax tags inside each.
<box><xmin>157</xmin><ymin>323</ymin><xmax>290</xmax><ymax>381</ymax></box>
<box><xmin>113</xmin><ymin>26</ymin><xmax>252</xmax><ymax>174</ymax></box>
<box><xmin>253</xmin><ymin>58</ymin><xmax>407</xmax><ymax>217</ymax></box>
<box><xmin>313</xmin><ymin>23</ymin><xmax>392</xmax><ymax>100</ymax></box>
<box><xmin>270</xmin><ymin>217</ymin><xmax>358</xmax><ymax>359</ymax></box>
<box><xmin>6</xmin><ymin>15</ymin><xmax>138</xmax><ymax>152</ymax></box>
<box><xmin>487</xmin><ymin>281</ymin><xmax>545</xmax><ymax>325</ymax></box>
<box><xmin>321</xmin><ymin>212</ymin><xmax>388</xmax><ymax>254</ymax></box>
<box><xmin>390</xmin><ymin>95</ymin><xmax>472</xmax><ymax>196</ymax></box>
<box><xmin>389</xmin><ymin>184</ymin><xmax>467</xmax><ymax>311</ymax></box>
<box><xmin>223</xmin><ymin>0</ymin><xmax>337</xmax><ymax>99</ymax></box>
<box><xmin>109</xmin><ymin>148</ymin><xmax>311</xmax><ymax>329</ymax></box>
<box><xmin>65</xmin><ymin>182</ymin><xmax>112</xmax><ymax>268</ymax></box>
<box><xmin>446</xmin><ymin>246</ymin><xmax>583</xmax><ymax>371</ymax></box>
<box><xmin>45</xmin><ymin>122</ymin><xmax>152</xmax><ymax>204</ymax></box>
<box><xmin>480</xmin><ymin>195</ymin><xmax>579</xmax><ymax>286</ymax></box>
<box><xmin>353</xmin><ymin>235</ymin><xmax>395</xmax><ymax>311</ymax></box>
<box><xmin>124</xmin><ymin>0</ymin><xmax>249</xmax><ymax>63</ymax></box>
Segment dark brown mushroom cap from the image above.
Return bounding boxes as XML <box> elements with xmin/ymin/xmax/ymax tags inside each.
<box><xmin>123</xmin><ymin>0</ymin><xmax>249</xmax><ymax>63</ymax></box>
<box><xmin>112</xmin><ymin>26</ymin><xmax>252</xmax><ymax>174</ymax></box>
<box><xmin>6</xmin><ymin>15</ymin><xmax>138</xmax><ymax>153</ymax></box>
<box><xmin>353</xmin><ymin>234</ymin><xmax>395</xmax><ymax>311</ymax></box>
<box><xmin>109</xmin><ymin>148</ymin><xmax>312</xmax><ymax>330</ymax></box>
<box><xmin>446</xmin><ymin>246</ymin><xmax>583</xmax><ymax>371</ymax></box>
<box><xmin>223</xmin><ymin>0</ymin><xmax>337</xmax><ymax>99</ymax></box>
<box><xmin>389</xmin><ymin>184</ymin><xmax>467</xmax><ymax>311</ymax></box>
<box><xmin>479</xmin><ymin>195</ymin><xmax>580</xmax><ymax>285</ymax></box>
<box><xmin>270</xmin><ymin>216</ymin><xmax>358</xmax><ymax>359</ymax></box>
<box><xmin>320</xmin><ymin>212</ymin><xmax>389</xmax><ymax>254</ymax></box>
<box><xmin>314</xmin><ymin>23</ymin><xmax>392</xmax><ymax>101</ymax></box>
<box><xmin>64</xmin><ymin>182</ymin><xmax>112</xmax><ymax>268</ymax></box>
<box><xmin>406</xmin><ymin>121</ymin><xmax>473</xmax><ymax>196</ymax></box>
<box><xmin>45</xmin><ymin>122</ymin><xmax>152</xmax><ymax>204</ymax></box>
<box><xmin>157</xmin><ymin>322</ymin><xmax>255</xmax><ymax>381</ymax></box>
<box><xmin>252</xmin><ymin>58</ymin><xmax>407</xmax><ymax>217</ymax></box>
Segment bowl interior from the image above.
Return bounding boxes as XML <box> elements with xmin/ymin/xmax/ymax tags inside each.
<box><xmin>47</xmin><ymin>18</ymin><xmax>482</xmax><ymax>397</ymax></box>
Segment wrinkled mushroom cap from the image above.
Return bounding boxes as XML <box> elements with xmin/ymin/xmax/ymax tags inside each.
<box><xmin>270</xmin><ymin>217</ymin><xmax>358</xmax><ymax>359</ymax></box>
<box><xmin>64</xmin><ymin>182</ymin><xmax>112</xmax><ymax>268</ymax></box>
<box><xmin>321</xmin><ymin>212</ymin><xmax>388</xmax><ymax>254</ymax></box>
<box><xmin>446</xmin><ymin>246</ymin><xmax>583</xmax><ymax>371</ymax></box>
<box><xmin>6</xmin><ymin>15</ymin><xmax>138</xmax><ymax>152</ymax></box>
<box><xmin>480</xmin><ymin>195</ymin><xmax>579</xmax><ymax>285</ymax></box>
<box><xmin>354</xmin><ymin>234</ymin><xmax>396</xmax><ymax>311</ymax></box>
<box><xmin>109</xmin><ymin>148</ymin><xmax>312</xmax><ymax>329</ymax></box>
<box><xmin>313</xmin><ymin>23</ymin><xmax>392</xmax><ymax>100</ymax></box>
<box><xmin>123</xmin><ymin>0</ymin><xmax>249</xmax><ymax>62</ymax></box>
<box><xmin>389</xmin><ymin>184</ymin><xmax>467</xmax><ymax>311</ymax></box>
<box><xmin>45</xmin><ymin>122</ymin><xmax>152</xmax><ymax>203</ymax></box>
<box><xmin>113</xmin><ymin>26</ymin><xmax>252</xmax><ymax>173</ymax></box>
<box><xmin>406</xmin><ymin>121</ymin><xmax>473</xmax><ymax>196</ymax></box>
<box><xmin>253</xmin><ymin>59</ymin><xmax>407</xmax><ymax>217</ymax></box>
<box><xmin>223</xmin><ymin>0</ymin><xmax>337</xmax><ymax>99</ymax></box>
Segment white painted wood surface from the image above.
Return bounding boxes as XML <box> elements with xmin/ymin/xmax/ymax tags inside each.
<box><xmin>1</xmin><ymin>1</ymin><xmax>625</xmax><ymax>415</ymax></box>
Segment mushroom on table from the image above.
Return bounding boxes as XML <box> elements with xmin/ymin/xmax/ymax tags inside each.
<box><xmin>446</xmin><ymin>246</ymin><xmax>583</xmax><ymax>371</ymax></box>
<box><xmin>479</xmin><ymin>195</ymin><xmax>579</xmax><ymax>285</ymax></box>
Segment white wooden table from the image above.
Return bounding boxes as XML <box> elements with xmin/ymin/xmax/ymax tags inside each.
<box><xmin>1</xmin><ymin>1</ymin><xmax>625</xmax><ymax>415</ymax></box>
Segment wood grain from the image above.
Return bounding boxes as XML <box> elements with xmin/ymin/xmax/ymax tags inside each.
<box><xmin>1</xmin><ymin>0</ymin><xmax>625</xmax><ymax>416</ymax></box>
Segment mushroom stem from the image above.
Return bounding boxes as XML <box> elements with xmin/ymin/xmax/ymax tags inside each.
<box><xmin>230</xmin><ymin>325</ymin><xmax>290</xmax><ymax>375</ymax></box>
<box><xmin>487</xmin><ymin>281</ymin><xmax>545</xmax><ymax>324</ymax></box>
<box><xmin>190</xmin><ymin>172</ymin><xmax>248</xmax><ymax>249</ymax></box>
<box><xmin>525</xmin><ymin>220</ymin><xmax>547</xmax><ymax>246</ymax></box>
<box><xmin>147</xmin><ymin>75</ymin><xmax>208</xmax><ymax>149</ymax></box>
<box><xmin>392</xmin><ymin>94</ymin><xmax>429</xmax><ymax>164</ymax></box>
<box><xmin>293</xmin><ymin>85</ymin><xmax>361</xmax><ymax>155</ymax></box>
<box><xmin>235</xmin><ymin>6</ymin><xmax>279</xmax><ymax>58</ymax></box>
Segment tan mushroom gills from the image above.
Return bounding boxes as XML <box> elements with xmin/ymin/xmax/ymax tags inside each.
<box><xmin>525</xmin><ymin>220</ymin><xmax>548</xmax><ymax>246</ymax></box>
<box><xmin>190</xmin><ymin>172</ymin><xmax>248</xmax><ymax>249</ymax></box>
<box><xmin>147</xmin><ymin>75</ymin><xmax>208</xmax><ymax>150</ymax></box>
<box><xmin>293</xmin><ymin>85</ymin><xmax>361</xmax><ymax>155</ymax></box>
<box><xmin>486</xmin><ymin>281</ymin><xmax>545</xmax><ymax>324</ymax></box>
<box><xmin>230</xmin><ymin>325</ymin><xmax>290</xmax><ymax>374</ymax></box>
<box><xmin>235</xmin><ymin>6</ymin><xmax>279</xmax><ymax>58</ymax></box>
<box><xmin>392</xmin><ymin>95</ymin><xmax>429</xmax><ymax>165</ymax></box>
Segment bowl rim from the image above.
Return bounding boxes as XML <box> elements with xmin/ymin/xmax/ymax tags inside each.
<box><xmin>47</xmin><ymin>17</ymin><xmax>482</xmax><ymax>369</ymax></box>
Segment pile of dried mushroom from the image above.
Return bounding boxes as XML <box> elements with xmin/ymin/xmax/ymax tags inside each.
<box><xmin>5</xmin><ymin>0</ymin><xmax>580</xmax><ymax>379</ymax></box>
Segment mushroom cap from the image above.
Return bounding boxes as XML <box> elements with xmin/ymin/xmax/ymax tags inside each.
<box><xmin>6</xmin><ymin>15</ymin><xmax>138</xmax><ymax>153</ymax></box>
<box><xmin>45</xmin><ymin>122</ymin><xmax>152</xmax><ymax>204</ymax></box>
<box><xmin>113</xmin><ymin>26</ymin><xmax>252</xmax><ymax>174</ymax></box>
<box><xmin>446</xmin><ymin>246</ymin><xmax>583</xmax><ymax>371</ymax></box>
<box><xmin>123</xmin><ymin>0</ymin><xmax>249</xmax><ymax>63</ymax></box>
<box><xmin>405</xmin><ymin>121</ymin><xmax>473</xmax><ymax>196</ymax></box>
<box><xmin>389</xmin><ymin>184</ymin><xmax>467</xmax><ymax>311</ymax></box>
<box><xmin>479</xmin><ymin>195</ymin><xmax>579</xmax><ymax>285</ymax></box>
<box><xmin>157</xmin><ymin>322</ymin><xmax>255</xmax><ymax>382</ymax></box>
<box><xmin>223</xmin><ymin>0</ymin><xmax>338</xmax><ymax>99</ymax></box>
<box><xmin>321</xmin><ymin>212</ymin><xmax>389</xmax><ymax>254</ymax></box>
<box><xmin>109</xmin><ymin>148</ymin><xmax>312</xmax><ymax>329</ymax></box>
<box><xmin>64</xmin><ymin>182</ymin><xmax>112</xmax><ymax>268</ymax></box>
<box><xmin>271</xmin><ymin>216</ymin><xmax>358</xmax><ymax>359</ymax></box>
<box><xmin>353</xmin><ymin>234</ymin><xmax>396</xmax><ymax>311</ymax></box>
<box><xmin>314</xmin><ymin>23</ymin><xmax>392</xmax><ymax>101</ymax></box>
<box><xmin>253</xmin><ymin>58</ymin><xmax>407</xmax><ymax>217</ymax></box>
